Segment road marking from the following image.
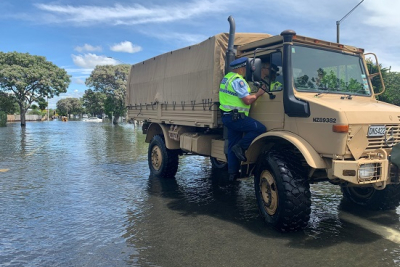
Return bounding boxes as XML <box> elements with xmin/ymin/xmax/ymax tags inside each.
<box><xmin>26</xmin><ymin>148</ymin><xmax>40</xmax><ymax>157</ymax></box>
<box><xmin>0</xmin><ymin>169</ymin><xmax>10</xmax><ymax>172</ymax></box>
<box><xmin>25</xmin><ymin>144</ymin><xmax>46</xmax><ymax>157</ymax></box>
<box><xmin>340</xmin><ymin>211</ymin><xmax>400</xmax><ymax>244</ymax></box>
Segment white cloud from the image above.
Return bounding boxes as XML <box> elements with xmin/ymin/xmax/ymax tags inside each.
<box><xmin>75</xmin><ymin>44</ymin><xmax>102</xmax><ymax>52</ymax></box>
<box><xmin>110</xmin><ymin>41</ymin><xmax>142</xmax><ymax>53</ymax></box>
<box><xmin>71</xmin><ymin>53</ymin><xmax>119</xmax><ymax>68</ymax></box>
<box><xmin>363</xmin><ymin>2</ymin><xmax>400</xmax><ymax>28</ymax></box>
<box><xmin>33</xmin><ymin>0</ymin><xmax>227</xmax><ymax>25</ymax></box>
<box><xmin>140</xmin><ymin>31</ymin><xmax>206</xmax><ymax>46</ymax></box>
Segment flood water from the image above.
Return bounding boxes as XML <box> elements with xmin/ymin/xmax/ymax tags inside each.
<box><xmin>1</xmin><ymin>121</ymin><xmax>400</xmax><ymax>266</ymax></box>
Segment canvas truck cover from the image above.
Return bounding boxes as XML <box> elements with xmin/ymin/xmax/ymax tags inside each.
<box><xmin>126</xmin><ymin>33</ymin><xmax>271</xmax><ymax>128</ymax></box>
<box><xmin>126</xmin><ymin>32</ymin><xmax>271</xmax><ymax>108</ymax></box>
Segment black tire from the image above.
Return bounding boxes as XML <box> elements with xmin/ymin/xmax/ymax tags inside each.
<box><xmin>254</xmin><ymin>149</ymin><xmax>311</xmax><ymax>232</ymax></box>
<box><xmin>341</xmin><ymin>184</ymin><xmax>400</xmax><ymax>210</ymax></box>
<box><xmin>210</xmin><ymin>156</ymin><xmax>228</xmax><ymax>170</ymax></box>
<box><xmin>148</xmin><ymin>135</ymin><xmax>179</xmax><ymax>178</ymax></box>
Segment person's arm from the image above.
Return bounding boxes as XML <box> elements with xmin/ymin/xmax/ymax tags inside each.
<box><xmin>241</xmin><ymin>88</ymin><xmax>265</xmax><ymax>105</ymax></box>
<box><xmin>232</xmin><ymin>78</ymin><xmax>266</xmax><ymax>105</ymax></box>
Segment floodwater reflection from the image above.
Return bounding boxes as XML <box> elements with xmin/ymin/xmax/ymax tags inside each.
<box><xmin>1</xmin><ymin>121</ymin><xmax>400</xmax><ymax>266</ymax></box>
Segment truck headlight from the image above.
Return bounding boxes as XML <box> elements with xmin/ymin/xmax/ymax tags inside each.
<box><xmin>359</xmin><ymin>163</ymin><xmax>375</xmax><ymax>179</ymax></box>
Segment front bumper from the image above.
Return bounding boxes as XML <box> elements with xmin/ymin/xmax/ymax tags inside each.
<box><xmin>332</xmin><ymin>157</ymin><xmax>400</xmax><ymax>186</ymax></box>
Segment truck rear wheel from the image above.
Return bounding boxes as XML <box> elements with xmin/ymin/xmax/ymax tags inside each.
<box><xmin>341</xmin><ymin>185</ymin><xmax>400</xmax><ymax>210</ymax></box>
<box><xmin>254</xmin><ymin>149</ymin><xmax>311</xmax><ymax>232</ymax></box>
<box><xmin>148</xmin><ymin>135</ymin><xmax>179</xmax><ymax>178</ymax></box>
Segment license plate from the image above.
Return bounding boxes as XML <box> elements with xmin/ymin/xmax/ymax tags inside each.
<box><xmin>367</xmin><ymin>125</ymin><xmax>386</xmax><ymax>137</ymax></box>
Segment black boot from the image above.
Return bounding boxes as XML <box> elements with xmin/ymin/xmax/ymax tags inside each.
<box><xmin>231</xmin><ymin>144</ymin><xmax>247</xmax><ymax>162</ymax></box>
<box><xmin>228</xmin><ymin>172</ymin><xmax>239</xmax><ymax>182</ymax></box>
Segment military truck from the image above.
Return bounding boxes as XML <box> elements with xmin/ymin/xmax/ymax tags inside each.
<box><xmin>126</xmin><ymin>16</ymin><xmax>400</xmax><ymax>232</ymax></box>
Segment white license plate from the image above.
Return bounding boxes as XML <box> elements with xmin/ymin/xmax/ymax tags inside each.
<box><xmin>368</xmin><ymin>125</ymin><xmax>386</xmax><ymax>137</ymax></box>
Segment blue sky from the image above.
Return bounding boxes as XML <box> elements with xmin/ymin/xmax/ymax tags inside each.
<box><xmin>1</xmin><ymin>0</ymin><xmax>399</xmax><ymax>108</ymax></box>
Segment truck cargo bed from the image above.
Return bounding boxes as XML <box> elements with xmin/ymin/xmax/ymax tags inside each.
<box><xmin>126</xmin><ymin>32</ymin><xmax>271</xmax><ymax>128</ymax></box>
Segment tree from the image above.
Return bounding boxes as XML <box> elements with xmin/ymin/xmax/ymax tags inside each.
<box><xmin>379</xmin><ymin>70</ymin><xmax>400</xmax><ymax>106</ymax></box>
<box><xmin>28</xmin><ymin>104</ymin><xmax>42</xmax><ymax>115</ymax></box>
<box><xmin>37</xmin><ymin>97</ymin><xmax>48</xmax><ymax>111</ymax></box>
<box><xmin>56</xmin><ymin>98</ymin><xmax>82</xmax><ymax>116</ymax></box>
<box><xmin>0</xmin><ymin>92</ymin><xmax>17</xmax><ymax>114</ymax></box>
<box><xmin>85</xmin><ymin>64</ymin><xmax>130</xmax><ymax>124</ymax></box>
<box><xmin>0</xmin><ymin>52</ymin><xmax>70</xmax><ymax>126</ymax></box>
<box><xmin>365</xmin><ymin>59</ymin><xmax>400</xmax><ymax>106</ymax></box>
<box><xmin>82</xmin><ymin>89</ymin><xmax>106</xmax><ymax>116</ymax></box>
<box><xmin>366</xmin><ymin>58</ymin><xmax>389</xmax><ymax>95</ymax></box>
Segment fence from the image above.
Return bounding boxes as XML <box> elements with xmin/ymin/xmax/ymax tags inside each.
<box><xmin>7</xmin><ymin>115</ymin><xmax>42</xmax><ymax>122</ymax></box>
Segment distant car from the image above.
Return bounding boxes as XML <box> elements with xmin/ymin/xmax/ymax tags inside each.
<box><xmin>82</xmin><ymin>117</ymin><xmax>102</xmax><ymax>122</ymax></box>
<box><xmin>82</xmin><ymin>114</ymin><xmax>88</xmax><ymax>118</ymax></box>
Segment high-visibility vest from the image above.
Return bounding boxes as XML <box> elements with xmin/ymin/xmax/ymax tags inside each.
<box><xmin>219</xmin><ymin>72</ymin><xmax>251</xmax><ymax>116</ymax></box>
<box><xmin>270</xmin><ymin>81</ymin><xmax>282</xmax><ymax>91</ymax></box>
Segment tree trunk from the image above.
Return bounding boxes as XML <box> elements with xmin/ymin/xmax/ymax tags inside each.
<box><xmin>113</xmin><ymin>115</ymin><xmax>119</xmax><ymax>125</ymax></box>
<box><xmin>20</xmin><ymin>104</ymin><xmax>26</xmax><ymax>127</ymax></box>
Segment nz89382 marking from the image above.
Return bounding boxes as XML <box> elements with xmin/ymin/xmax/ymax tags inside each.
<box><xmin>312</xmin><ymin>117</ymin><xmax>337</xmax><ymax>123</ymax></box>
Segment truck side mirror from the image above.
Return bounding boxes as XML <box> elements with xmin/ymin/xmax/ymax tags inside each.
<box><xmin>245</xmin><ymin>58</ymin><xmax>261</xmax><ymax>82</ymax></box>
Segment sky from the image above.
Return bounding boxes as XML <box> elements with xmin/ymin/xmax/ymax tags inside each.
<box><xmin>1</xmin><ymin>0</ymin><xmax>400</xmax><ymax>108</ymax></box>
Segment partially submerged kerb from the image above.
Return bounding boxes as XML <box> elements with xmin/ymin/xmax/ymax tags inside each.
<box><xmin>126</xmin><ymin>16</ymin><xmax>400</xmax><ymax>232</ymax></box>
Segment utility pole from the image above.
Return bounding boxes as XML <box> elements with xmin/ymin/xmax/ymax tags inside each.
<box><xmin>336</xmin><ymin>0</ymin><xmax>364</xmax><ymax>43</ymax></box>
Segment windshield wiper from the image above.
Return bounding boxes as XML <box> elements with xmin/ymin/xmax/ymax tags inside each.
<box><xmin>341</xmin><ymin>94</ymin><xmax>353</xmax><ymax>99</ymax></box>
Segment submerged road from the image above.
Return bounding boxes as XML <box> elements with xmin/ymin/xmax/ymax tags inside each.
<box><xmin>1</xmin><ymin>121</ymin><xmax>400</xmax><ymax>266</ymax></box>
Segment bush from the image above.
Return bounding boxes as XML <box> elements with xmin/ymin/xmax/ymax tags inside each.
<box><xmin>0</xmin><ymin>111</ymin><xmax>6</xmax><ymax>127</ymax></box>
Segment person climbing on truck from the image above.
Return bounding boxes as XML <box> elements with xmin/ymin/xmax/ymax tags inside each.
<box><xmin>219</xmin><ymin>57</ymin><xmax>267</xmax><ymax>181</ymax></box>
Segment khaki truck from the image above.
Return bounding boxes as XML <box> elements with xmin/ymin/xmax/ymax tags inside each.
<box><xmin>126</xmin><ymin>16</ymin><xmax>400</xmax><ymax>231</ymax></box>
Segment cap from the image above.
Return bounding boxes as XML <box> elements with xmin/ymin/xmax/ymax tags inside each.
<box><xmin>230</xmin><ymin>57</ymin><xmax>248</xmax><ymax>69</ymax></box>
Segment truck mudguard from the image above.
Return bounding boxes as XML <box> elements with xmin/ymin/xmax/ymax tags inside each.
<box><xmin>247</xmin><ymin>131</ymin><xmax>326</xmax><ymax>169</ymax></box>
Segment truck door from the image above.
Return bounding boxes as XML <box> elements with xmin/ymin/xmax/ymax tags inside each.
<box><xmin>249</xmin><ymin>52</ymin><xmax>285</xmax><ymax>130</ymax></box>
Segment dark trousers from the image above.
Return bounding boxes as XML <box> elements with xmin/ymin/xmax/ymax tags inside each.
<box><xmin>222</xmin><ymin>113</ymin><xmax>266</xmax><ymax>174</ymax></box>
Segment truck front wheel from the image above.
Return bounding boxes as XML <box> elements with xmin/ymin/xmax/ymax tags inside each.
<box><xmin>254</xmin><ymin>149</ymin><xmax>311</xmax><ymax>232</ymax></box>
<box><xmin>148</xmin><ymin>135</ymin><xmax>179</xmax><ymax>178</ymax></box>
<box><xmin>341</xmin><ymin>185</ymin><xmax>400</xmax><ymax>210</ymax></box>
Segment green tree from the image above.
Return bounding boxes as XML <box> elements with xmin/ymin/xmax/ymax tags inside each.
<box><xmin>379</xmin><ymin>70</ymin><xmax>400</xmax><ymax>106</ymax></box>
<box><xmin>28</xmin><ymin>104</ymin><xmax>42</xmax><ymax>115</ymax></box>
<box><xmin>56</xmin><ymin>98</ymin><xmax>82</xmax><ymax>116</ymax></box>
<box><xmin>0</xmin><ymin>92</ymin><xmax>17</xmax><ymax>114</ymax></box>
<box><xmin>85</xmin><ymin>64</ymin><xmax>130</xmax><ymax>124</ymax></box>
<box><xmin>82</xmin><ymin>89</ymin><xmax>106</xmax><ymax>116</ymax></box>
<box><xmin>366</xmin><ymin>59</ymin><xmax>388</xmax><ymax>95</ymax></box>
<box><xmin>37</xmin><ymin>97</ymin><xmax>48</xmax><ymax>111</ymax></box>
<box><xmin>0</xmin><ymin>52</ymin><xmax>70</xmax><ymax>126</ymax></box>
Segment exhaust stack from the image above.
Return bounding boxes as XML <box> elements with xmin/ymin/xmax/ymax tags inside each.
<box><xmin>225</xmin><ymin>16</ymin><xmax>236</xmax><ymax>74</ymax></box>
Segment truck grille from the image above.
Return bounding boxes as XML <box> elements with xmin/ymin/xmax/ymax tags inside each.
<box><xmin>366</xmin><ymin>125</ymin><xmax>400</xmax><ymax>150</ymax></box>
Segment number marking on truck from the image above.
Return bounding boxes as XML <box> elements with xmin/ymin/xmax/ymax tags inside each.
<box><xmin>367</xmin><ymin>125</ymin><xmax>386</xmax><ymax>137</ymax></box>
<box><xmin>312</xmin><ymin>117</ymin><xmax>336</xmax><ymax>123</ymax></box>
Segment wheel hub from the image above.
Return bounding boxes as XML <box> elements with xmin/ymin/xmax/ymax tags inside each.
<box><xmin>151</xmin><ymin>146</ymin><xmax>162</xmax><ymax>170</ymax></box>
<box><xmin>259</xmin><ymin>171</ymin><xmax>278</xmax><ymax>215</ymax></box>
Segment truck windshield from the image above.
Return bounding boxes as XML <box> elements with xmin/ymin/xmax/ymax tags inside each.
<box><xmin>292</xmin><ymin>45</ymin><xmax>371</xmax><ymax>96</ymax></box>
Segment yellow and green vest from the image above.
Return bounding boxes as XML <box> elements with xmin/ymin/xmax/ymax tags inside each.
<box><xmin>219</xmin><ymin>73</ymin><xmax>251</xmax><ymax>116</ymax></box>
